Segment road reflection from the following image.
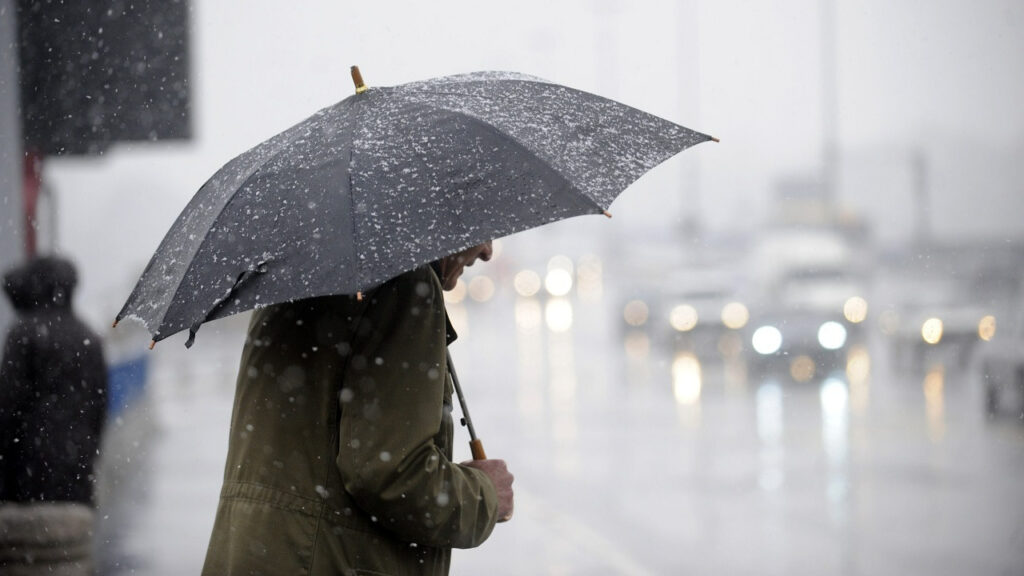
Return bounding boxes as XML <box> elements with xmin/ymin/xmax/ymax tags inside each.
<box><xmin>820</xmin><ymin>376</ymin><xmax>850</xmax><ymax>522</ymax></box>
<box><xmin>756</xmin><ymin>380</ymin><xmax>785</xmax><ymax>492</ymax></box>
<box><xmin>924</xmin><ymin>364</ymin><xmax>946</xmax><ymax>442</ymax></box>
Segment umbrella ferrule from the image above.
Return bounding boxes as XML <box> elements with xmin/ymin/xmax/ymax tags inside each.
<box><xmin>351</xmin><ymin>66</ymin><xmax>368</xmax><ymax>94</ymax></box>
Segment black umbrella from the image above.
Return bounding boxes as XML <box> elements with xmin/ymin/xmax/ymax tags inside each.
<box><xmin>115</xmin><ymin>67</ymin><xmax>714</xmax><ymax>346</ymax></box>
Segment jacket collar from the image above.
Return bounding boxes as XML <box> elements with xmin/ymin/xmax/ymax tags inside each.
<box><xmin>428</xmin><ymin>262</ymin><xmax>458</xmax><ymax>345</ymax></box>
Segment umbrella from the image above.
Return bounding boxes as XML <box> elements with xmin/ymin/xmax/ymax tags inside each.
<box><xmin>115</xmin><ymin>67</ymin><xmax>715</xmax><ymax>347</ymax></box>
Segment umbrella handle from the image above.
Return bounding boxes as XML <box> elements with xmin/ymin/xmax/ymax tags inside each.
<box><xmin>470</xmin><ymin>439</ymin><xmax>487</xmax><ymax>461</ymax></box>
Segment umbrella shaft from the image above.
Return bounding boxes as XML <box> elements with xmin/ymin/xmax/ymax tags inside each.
<box><xmin>446</xmin><ymin>349</ymin><xmax>478</xmax><ymax>441</ymax></box>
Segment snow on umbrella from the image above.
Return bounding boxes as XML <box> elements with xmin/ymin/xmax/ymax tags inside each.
<box><xmin>115</xmin><ymin>67</ymin><xmax>715</xmax><ymax>347</ymax></box>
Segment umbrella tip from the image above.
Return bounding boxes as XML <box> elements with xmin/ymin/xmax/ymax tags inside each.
<box><xmin>356</xmin><ymin>291</ymin><xmax>364</xmax><ymax>301</ymax></box>
<box><xmin>603</xmin><ymin>210</ymin><xmax>613</xmax><ymax>219</ymax></box>
<box><xmin>149</xmin><ymin>340</ymin><xmax>156</xmax><ymax>350</ymax></box>
<box><xmin>351</xmin><ymin>66</ymin><xmax>367</xmax><ymax>94</ymax></box>
<box><xmin>710</xmin><ymin>136</ymin><xmax>721</xmax><ymax>143</ymax></box>
<box><xmin>112</xmin><ymin>319</ymin><xmax>119</xmax><ymax>328</ymax></box>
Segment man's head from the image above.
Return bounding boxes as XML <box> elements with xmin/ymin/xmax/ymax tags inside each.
<box><xmin>437</xmin><ymin>241</ymin><xmax>493</xmax><ymax>291</ymax></box>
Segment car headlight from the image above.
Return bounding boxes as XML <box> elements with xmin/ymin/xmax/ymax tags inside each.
<box><xmin>922</xmin><ymin>318</ymin><xmax>943</xmax><ymax>344</ymax></box>
<box><xmin>752</xmin><ymin>325</ymin><xmax>783</xmax><ymax>355</ymax></box>
<box><xmin>818</xmin><ymin>321</ymin><xmax>847</xmax><ymax>350</ymax></box>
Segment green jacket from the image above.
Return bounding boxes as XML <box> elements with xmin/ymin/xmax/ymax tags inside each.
<box><xmin>202</xmin><ymin>267</ymin><xmax>498</xmax><ymax>575</ymax></box>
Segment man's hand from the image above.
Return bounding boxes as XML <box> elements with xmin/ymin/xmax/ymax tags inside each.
<box><xmin>462</xmin><ymin>459</ymin><xmax>515</xmax><ymax>522</ymax></box>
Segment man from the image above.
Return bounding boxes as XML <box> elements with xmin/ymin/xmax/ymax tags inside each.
<box><xmin>203</xmin><ymin>242</ymin><xmax>514</xmax><ymax>576</ymax></box>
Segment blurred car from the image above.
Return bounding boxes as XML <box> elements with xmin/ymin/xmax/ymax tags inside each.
<box><xmin>974</xmin><ymin>290</ymin><xmax>1023</xmax><ymax>417</ymax></box>
<box><xmin>662</xmin><ymin>284</ymin><xmax>750</xmax><ymax>363</ymax></box>
<box><xmin>886</xmin><ymin>302</ymin><xmax>996</xmax><ymax>374</ymax></box>
<box><xmin>978</xmin><ymin>341</ymin><xmax>1024</xmax><ymax>418</ymax></box>
<box><xmin>744</xmin><ymin>267</ymin><xmax>868</xmax><ymax>382</ymax></box>
<box><xmin>617</xmin><ymin>264</ymin><xmax>750</xmax><ymax>362</ymax></box>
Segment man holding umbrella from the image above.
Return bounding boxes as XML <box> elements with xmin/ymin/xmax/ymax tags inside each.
<box><xmin>202</xmin><ymin>242</ymin><xmax>514</xmax><ymax>575</ymax></box>
<box><xmin>116</xmin><ymin>68</ymin><xmax>712</xmax><ymax>574</ymax></box>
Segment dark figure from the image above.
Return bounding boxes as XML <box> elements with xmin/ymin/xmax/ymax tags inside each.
<box><xmin>0</xmin><ymin>256</ymin><xmax>107</xmax><ymax>505</ymax></box>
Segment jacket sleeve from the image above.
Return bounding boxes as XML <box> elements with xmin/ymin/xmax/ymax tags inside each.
<box><xmin>336</xmin><ymin>270</ymin><xmax>498</xmax><ymax>549</ymax></box>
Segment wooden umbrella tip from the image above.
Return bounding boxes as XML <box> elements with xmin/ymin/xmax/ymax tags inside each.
<box><xmin>603</xmin><ymin>210</ymin><xmax>613</xmax><ymax>219</ymax></box>
<box><xmin>149</xmin><ymin>340</ymin><xmax>156</xmax><ymax>350</ymax></box>
<box><xmin>351</xmin><ymin>66</ymin><xmax>367</xmax><ymax>94</ymax></box>
<box><xmin>112</xmin><ymin>319</ymin><xmax>119</xmax><ymax>328</ymax></box>
<box><xmin>710</xmin><ymin>136</ymin><xmax>721</xmax><ymax>143</ymax></box>
<box><xmin>356</xmin><ymin>291</ymin><xmax>364</xmax><ymax>301</ymax></box>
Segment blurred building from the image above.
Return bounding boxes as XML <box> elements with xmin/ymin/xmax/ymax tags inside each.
<box><xmin>0</xmin><ymin>0</ymin><xmax>192</xmax><ymax>332</ymax></box>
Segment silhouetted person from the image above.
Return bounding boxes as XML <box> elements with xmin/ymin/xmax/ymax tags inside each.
<box><xmin>0</xmin><ymin>256</ymin><xmax>107</xmax><ymax>574</ymax></box>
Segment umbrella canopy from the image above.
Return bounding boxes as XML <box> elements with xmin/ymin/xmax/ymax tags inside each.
<box><xmin>116</xmin><ymin>69</ymin><xmax>714</xmax><ymax>346</ymax></box>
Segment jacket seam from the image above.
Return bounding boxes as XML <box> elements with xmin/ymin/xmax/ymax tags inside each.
<box><xmin>220</xmin><ymin>481</ymin><xmax>322</xmax><ymax>513</ymax></box>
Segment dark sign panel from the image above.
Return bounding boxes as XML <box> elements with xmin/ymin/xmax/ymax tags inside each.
<box><xmin>17</xmin><ymin>0</ymin><xmax>191</xmax><ymax>156</ymax></box>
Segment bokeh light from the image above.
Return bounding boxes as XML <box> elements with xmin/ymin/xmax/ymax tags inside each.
<box><xmin>443</xmin><ymin>278</ymin><xmax>467</xmax><ymax>304</ymax></box>
<box><xmin>623</xmin><ymin>300</ymin><xmax>649</xmax><ymax>327</ymax></box>
<box><xmin>921</xmin><ymin>318</ymin><xmax>944</xmax><ymax>345</ymax></box>
<box><xmin>790</xmin><ymin>355</ymin><xmax>816</xmax><ymax>382</ymax></box>
<box><xmin>513</xmin><ymin>269</ymin><xmax>542</xmax><ymax>297</ymax></box>
<box><xmin>544</xmin><ymin>269</ymin><xmax>573</xmax><ymax>296</ymax></box>
<box><xmin>846</xmin><ymin>346</ymin><xmax>871</xmax><ymax>383</ymax></box>
<box><xmin>672</xmin><ymin>352</ymin><xmax>702</xmax><ymax>405</ymax></box>
<box><xmin>548</xmin><ymin>254</ymin><xmax>574</xmax><ymax>273</ymax></box>
<box><xmin>817</xmin><ymin>321</ymin><xmax>847</xmax><ymax>350</ymax></box>
<box><xmin>545</xmin><ymin>298</ymin><xmax>574</xmax><ymax>332</ymax></box>
<box><xmin>514</xmin><ymin>298</ymin><xmax>543</xmax><ymax>332</ymax></box>
<box><xmin>843</xmin><ymin>296</ymin><xmax>868</xmax><ymax>324</ymax></box>
<box><xmin>819</xmin><ymin>377</ymin><xmax>848</xmax><ymax>417</ymax></box>
<box><xmin>468</xmin><ymin>275</ymin><xmax>495</xmax><ymax>302</ymax></box>
<box><xmin>669</xmin><ymin>304</ymin><xmax>699</xmax><ymax>332</ymax></box>
<box><xmin>752</xmin><ymin>325</ymin><xmax>783</xmax><ymax>355</ymax></box>
<box><xmin>721</xmin><ymin>302</ymin><xmax>749</xmax><ymax>329</ymax></box>
<box><xmin>624</xmin><ymin>330</ymin><xmax>650</xmax><ymax>360</ymax></box>
<box><xmin>978</xmin><ymin>315</ymin><xmax>996</xmax><ymax>341</ymax></box>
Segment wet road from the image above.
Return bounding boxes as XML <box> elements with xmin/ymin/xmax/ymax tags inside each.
<box><xmin>94</xmin><ymin>285</ymin><xmax>1024</xmax><ymax>575</ymax></box>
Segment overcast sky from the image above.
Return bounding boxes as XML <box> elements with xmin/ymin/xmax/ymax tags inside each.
<box><xmin>42</xmin><ymin>0</ymin><xmax>1024</xmax><ymax>325</ymax></box>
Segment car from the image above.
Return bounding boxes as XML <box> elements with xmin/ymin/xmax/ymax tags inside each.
<box><xmin>743</xmin><ymin>267</ymin><xmax>868</xmax><ymax>382</ymax></box>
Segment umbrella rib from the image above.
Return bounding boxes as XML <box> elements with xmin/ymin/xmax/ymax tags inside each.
<box><xmin>142</xmin><ymin>122</ymin><xmax>322</xmax><ymax>340</ymax></box>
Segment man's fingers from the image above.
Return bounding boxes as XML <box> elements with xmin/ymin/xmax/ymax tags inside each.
<box><xmin>462</xmin><ymin>459</ymin><xmax>515</xmax><ymax>523</ymax></box>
